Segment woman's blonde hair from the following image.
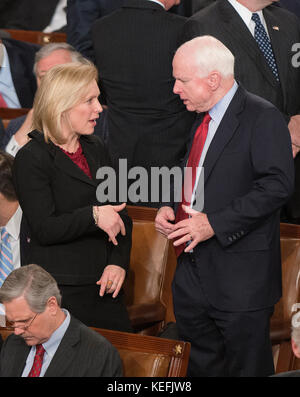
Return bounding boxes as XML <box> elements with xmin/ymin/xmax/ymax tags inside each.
<box><xmin>32</xmin><ymin>62</ymin><xmax>98</xmax><ymax>143</ymax></box>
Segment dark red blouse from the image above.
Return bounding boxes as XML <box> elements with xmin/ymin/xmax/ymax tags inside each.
<box><xmin>60</xmin><ymin>142</ymin><xmax>92</xmax><ymax>179</ymax></box>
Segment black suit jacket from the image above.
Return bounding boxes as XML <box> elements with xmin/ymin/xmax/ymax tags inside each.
<box><xmin>175</xmin><ymin>86</ymin><xmax>294</xmax><ymax>311</ymax></box>
<box><xmin>0</xmin><ymin>315</ymin><xmax>122</xmax><ymax>377</ymax></box>
<box><xmin>13</xmin><ymin>131</ymin><xmax>132</xmax><ymax>285</ymax></box>
<box><xmin>67</xmin><ymin>0</ymin><xmax>126</xmax><ymax>60</ymax></box>
<box><xmin>180</xmin><ymin>0</ymin><xmax>300</xmax><ymax>221</ymax></box>
<box><xmin>1</xmin><ymin>0</ymin><xmax>63</xmax><ymax>31</ymax></box>
<box><xmin>92</xmin><ymin>0</ymin><xmax>195</xmax><ymax>173</ymax></box>
<box><xmin>2</xmin><ymin>38</ymin><xmax>40</xmax><ymax>108</ymax></box>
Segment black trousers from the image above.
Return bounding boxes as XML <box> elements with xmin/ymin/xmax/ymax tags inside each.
<box><xmin>173</xmin><ymin>254</ymin><xmax>275</xmax><ymax>377</ymax></box>
<box><xmin>60</xmin><ymin>283</ymin><xmax>132</xmax><ymax>333</ymax></box>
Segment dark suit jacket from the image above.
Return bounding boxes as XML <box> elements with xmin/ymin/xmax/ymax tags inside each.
<box><xmin>92</xmin><ymin>0</ymin><xmax>195</xmax><ymax>174</ymax></box>
<box><xmin>13</xmin><ymin>130</ymin><xmax>132</xmax><ymax>285</ymax></box>
<box><xmin>67</xmin><ymin>0</ymin><xmax>126</xmax><ymax>60</ymax></box>
<box><xmin>279</xmin><ymin>0</ymin><xmax>300</xmax><ymax>17</ymax></box>
<box><xmin>180</xmin><ymin>0</ymin><xmax>300</xmax><ymax>221</ymax></box>
<box><xmin>1</xmin><ymin>0</ymin><xmax>63</xmax><ymax>31</ymax></box>
<box><xmin>174</xmin><ymin>86</ymin><xmax>294</xmax><ymax>311</ymax></box>
<box><xmin>0</xmin><ymin>315</ymin><xmax>122</xmax><ymax>377</ymax></box>
<box><xmin>2</xmin><ymin>38</ymin><xmax>40</xmax><ymax>109</ymax></box>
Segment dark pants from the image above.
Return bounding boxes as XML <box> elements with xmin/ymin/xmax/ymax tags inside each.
<box><xmin>173</xmin><ymin>254</ymin><xmax>275</xmax><ymax>377</ymax></box>
<box><xmin>60</xmin><ymin>283</ymin><xmax>132</xmax><ymax>332</ymax></box>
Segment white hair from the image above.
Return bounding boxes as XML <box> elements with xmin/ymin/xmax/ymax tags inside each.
<box><xmin>178</xmin><ymin>35</ymin><xmax>235</xmax><ymax>78</ymax></box>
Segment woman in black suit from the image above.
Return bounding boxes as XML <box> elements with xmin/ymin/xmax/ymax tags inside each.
<box><xmin>13</xmin><ymin>62</ymin><xmax>132</xmax><ymax>332</ymax></box>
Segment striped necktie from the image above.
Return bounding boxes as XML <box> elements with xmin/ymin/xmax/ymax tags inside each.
<box><xmin>251</xmin><ymin>13</ymin><xmax>280</xmax><ymax>82</ymax></box>
<box><xmin>0</xmin><ymin>228</ymin><xmax>14</xmax><ymax>286</ymax></box>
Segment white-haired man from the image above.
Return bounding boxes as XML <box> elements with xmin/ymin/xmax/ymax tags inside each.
<box><xmin>155</xmin><ymin>36</ymin><xmax>294</xmax><ymax>376</ymax></box>
<box><xmin>179</xmin><ymin>0</ymin><xmax>300</xmax><ymax>223</ymax></box>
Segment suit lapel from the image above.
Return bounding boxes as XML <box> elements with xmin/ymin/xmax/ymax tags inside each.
<box><xmin>202</xmin><ymin>86</ymin><xmax>245</xmax><ymax>185</ymax></box>
<box><xmin>8</xmin><ymin>336</ymin><xmax>30</xmax><ymax>376</ymax></box>
<box><xmin>44</xmin><ymin>316</ymin><xmax>80</xmax><ymax>377</ymax></box>
<box><xmin>263</xmin><ymin>8</ymin><xmax>288</xmax><ymax>107</ymax></box>
<box><xmin>219</xmin><ymin>1</ymin><xmax>279</xmax><ymax>89</ymax></box>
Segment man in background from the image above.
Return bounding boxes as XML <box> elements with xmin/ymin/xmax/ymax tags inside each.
<box><xmin>0</xmin><ymin>264</ymin><xmax>122</xmax><ymax>376</ymax></box>
<box><xmin>92</xmin><ymin>0</ymin><xmax>195</xmax><ymax>207</ymax></box>
<box><xmin>0</xmin><ymin>150</ymin><xmax>30</xmax><ymax>285</ymax></box>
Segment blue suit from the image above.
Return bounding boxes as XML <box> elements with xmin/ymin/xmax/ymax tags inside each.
<box><xmin>172</xmin><ymin>86</ymin><xmax>294</xmax><ymax>376</ymax></box>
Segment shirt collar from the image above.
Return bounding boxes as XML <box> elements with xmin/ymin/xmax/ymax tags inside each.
<box><xmin>1</xmin><ymin>205</ymin><xmax>22</xmax><ymax>241</ymax></box>
<box><xmin>41</xmin><ymin>309</ymin><xmax>71</xmax><ymax>357</ymax></box>
<box><xmin>147</xmin><ymin>0</ymin><xmax>165</xmax><ymax>9</ymax></box>
<box><xmin>227</xmin><ymin>0</ymin><xmax>264</xmax><ymax>27</ymax></box>
<box><xmin>209</xmin><ymin>80</ymin><xmax>239</xmax><ymax>124</ymax></box>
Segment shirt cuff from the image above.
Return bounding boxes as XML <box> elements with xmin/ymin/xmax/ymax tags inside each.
<box><xmin>5</xmin><ymin>135</ymin><xmax>21</xmax><ymax>157</ymax></box>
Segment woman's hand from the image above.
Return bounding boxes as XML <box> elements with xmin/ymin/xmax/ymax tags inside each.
<box><xmin>94</xmin><ymin>203</ymin><xmax>126</xmax><ymax>245</ymax></box>
<box><xmin>96</xmin><ymin>264</ymin><xmax>126</xmax><ymax>298</ymax></box>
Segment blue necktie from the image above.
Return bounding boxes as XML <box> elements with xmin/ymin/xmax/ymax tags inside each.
<box><xmin>251</xmin><ymin>13</ymin><xmax>279</xmax><ymax>82</ymax></box>
<box><xmin>0</xmin><ymin>228</ymin><xmax>14</xmax><ymax>286</ymax></box>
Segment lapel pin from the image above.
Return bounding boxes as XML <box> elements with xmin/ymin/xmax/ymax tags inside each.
<box><xmin>272</xmin><ymin>26</ymin><xmax>279</xmax><ymax>31</ymax></box>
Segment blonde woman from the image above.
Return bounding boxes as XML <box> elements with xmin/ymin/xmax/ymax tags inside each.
<box><xmin>13</xmin><ymin>63</ymin><xmax>132</xmax><ymax>332</ymax></box>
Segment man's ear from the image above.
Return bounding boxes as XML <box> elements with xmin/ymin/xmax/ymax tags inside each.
<box><xmin>291</xmin><ymin>338</ymin><xmax>300</xmax><ymax>358</ymax></box>
<box><xmin>46</xmin><ymin>296</ymin><xmax>59</xmax><ymax>316</ymax></box>
<box><xmin>207</xmin><ymin>71</ymin><xmax>221</xmax><ymax>91</ymax></box>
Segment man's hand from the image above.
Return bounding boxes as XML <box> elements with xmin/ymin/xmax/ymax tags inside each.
<box><xmin>155</xmin><ymin>206</ymin><xmax>176</xmax><ymax>237</ymax></box>
<box><xmin>168</xmin><ymin>205</ymin><xmax>214</xmax><ymax>252</ymax></box>
<box><xmin>95</xmin><ymin>203</ymin><xmax>126</xmax><ymax>245</ymax></box>
<box><xmin>97</xmin><ymin>264</ymin><xmax>126</xmax><ymax>298</ymax></box>
<box><xmin>288</xmin><ymin>115</ymin><xmax>300</xmax><ymax>158</ymax></box>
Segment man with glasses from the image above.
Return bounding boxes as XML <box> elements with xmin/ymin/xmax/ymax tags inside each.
<box><xmin>0</xmin><ymin>264</ymin><xmax>122</xmax><ymax>377</ymax></box>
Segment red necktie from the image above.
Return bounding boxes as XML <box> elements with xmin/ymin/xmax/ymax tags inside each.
<box><xmin>0</xmin><ymin>93</ymin><xmax>7</xmax><ymax>108</ymax></box>
<box><xmin>28</xmin><ymin>344</ymin><xmax>45</xmax><ymax>377</ymax></box>
<box><xmin>174</xmin><ymin>113</ymin><xmax>211</xmax><ymax>258</ymax></box>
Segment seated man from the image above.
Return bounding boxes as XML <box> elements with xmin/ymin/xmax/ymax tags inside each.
<box><xmin>0</xmin><ymin>150</ymin><xmax>30</xmax><ymax>282</ymax></box>
<box><xmin>0</xmin><ymin>264</ymin><xmax>122</xmax><ymax>377</ymax></box>
<box><xmin>0</xmin><ymin>38</ymin><xmax>40</xmax><ymax>109</ymax></box>
<box><xmin>271</xmin><ymin>311</ymin><xmax>300</xmax><ymax>376</ymax></box>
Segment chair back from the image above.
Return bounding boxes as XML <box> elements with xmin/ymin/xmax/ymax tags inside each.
<box><xmin>91</xmin><ymin>327</ymin><xmax>190</xmax><ymax>377</ymax></box>
<box><xmin>271</xmin><ymin>223</ymin><xmax>300</xmax><ymax>373</ymax></box>
<box><xmin>125</xmin><ymin>206</ymin><xmax>176</xmax><ymax>334</ymax></box>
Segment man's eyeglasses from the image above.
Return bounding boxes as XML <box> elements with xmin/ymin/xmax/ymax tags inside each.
<box><xmin>6</xmin><ymin>313</ymin><xmax>39</xmax><ymax>331</ymax></box>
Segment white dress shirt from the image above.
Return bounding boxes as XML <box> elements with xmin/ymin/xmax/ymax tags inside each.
<box><xmin>227</xmin><ymin>0</ymin><xmax>271</xmax><ymax>38</ymax></box>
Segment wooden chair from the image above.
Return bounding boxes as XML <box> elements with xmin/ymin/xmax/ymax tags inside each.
<box><xmin>3</xmin><ymin>29</ymin><xmax>66</xmax><ymax>46</ymax></box>
<box><xmin>125</xmin><ymin>206</ymin><xmax>177</xmax><ymax>335</ymax></box>
<box><xmin>0</xmin><ymin>107</ymin><xmax>30</xmax><ymax>130</ymax></box>
<box><xmin>0</xmin><ymin>326</ymin><xmax>190</xmax><ymax>377</ymax></box>
<box><xmin>271</xmin><ymin>223</ymin><xmax>300</xmax><ymax>373</ymax></box>
<box><xmin>91</xmin><ymin>327</ymin><xmax>190</xmax><ymax>377</ymax></box>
